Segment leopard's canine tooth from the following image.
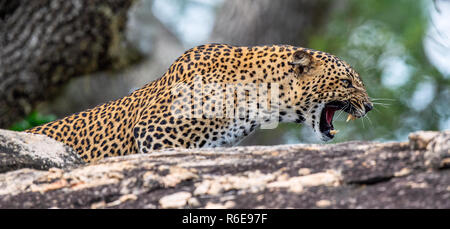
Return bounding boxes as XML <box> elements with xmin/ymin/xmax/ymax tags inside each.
<box><xmin>329</xmin><ymin>129</ymin><xmax>339</xmax><ymax>135</ymax></box>
<box><xmin>346</xmin><ymin>114</ymin><xmax>356</xmax><ymax>122</ymax></box>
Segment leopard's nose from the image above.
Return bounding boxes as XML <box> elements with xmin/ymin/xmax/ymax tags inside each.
<box><xmin>364</xmin><ymin>103</ymin><xmax>373</xmax><ymax>113</ymax></box>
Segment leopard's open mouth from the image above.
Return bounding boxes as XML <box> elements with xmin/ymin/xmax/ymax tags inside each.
<box><xmin>319</xmin><ymin>101</ymin><xmax>358</xmax><ymax>140</ymax></box>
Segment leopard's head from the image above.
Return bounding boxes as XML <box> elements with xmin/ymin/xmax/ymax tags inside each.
<box><xmin>284</xmin><ymin>48</ymin><xmax>372</xmax><ymax>141</ymax></box>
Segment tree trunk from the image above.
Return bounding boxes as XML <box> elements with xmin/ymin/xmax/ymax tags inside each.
<box><xmin>0</xmin><ymin>0</ymin><xmax>136</xmax><ymax>128</ymax></box>
<box><xmin>37</xmin><ymin>3</ymin><xmax>185</xmax><ymax>119</ymax></box>
<box><xmin>210</xmin><ymin>0</ymin><xmax>332</xmax><ymax>46</ymax></box>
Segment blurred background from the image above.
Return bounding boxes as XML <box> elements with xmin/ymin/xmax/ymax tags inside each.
<box><xmin>2</xmin><ymin>0</ymin><xmax>449</xmax><ymax>145</ymax></box>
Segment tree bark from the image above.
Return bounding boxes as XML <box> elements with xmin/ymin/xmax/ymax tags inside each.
<box><xmin>0</xmin><ymin>0</ymin><xmax>136</xmax><ymax>128</ymax></box>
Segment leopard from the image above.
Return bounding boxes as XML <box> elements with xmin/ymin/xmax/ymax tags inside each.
<box><xmin>26</xmin><ymin>44</ymin><xmax>373</xmax><ymax>163</ymax></box>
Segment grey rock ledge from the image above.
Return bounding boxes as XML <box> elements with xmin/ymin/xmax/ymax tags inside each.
<box><xmin>0</xmin><ymin>130</ymin><xmax>449</xmax><ymax>208</ymax></box>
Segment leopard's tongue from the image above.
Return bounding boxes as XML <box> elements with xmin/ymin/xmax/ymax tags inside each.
<box><xmin>326</xmin><ymin>108</ymin><xmax>337</xmax><ymax>126</ymax></box>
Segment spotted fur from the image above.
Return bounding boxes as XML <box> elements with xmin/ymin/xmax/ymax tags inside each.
<box><xmin>26</xmin><ymin>44</ymin><xmax>372</xmax><ymax>162</ymax></box>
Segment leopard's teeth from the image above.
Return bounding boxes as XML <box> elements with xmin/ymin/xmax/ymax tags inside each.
<box><xmin>346</xmin><ymin>114</ymin><xmax>357</xmax><ymax>122</ymax></box>
<box><xmin>329</xmin><ymin>129</ymin><xmax>339</xmax><ymax>135</ymax></box>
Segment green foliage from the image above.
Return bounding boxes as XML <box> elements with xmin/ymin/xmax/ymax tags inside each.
<box><xmin>10</xmin><ymin>111</ymin><xmax>57</xmax><ymax>131</ymax></box>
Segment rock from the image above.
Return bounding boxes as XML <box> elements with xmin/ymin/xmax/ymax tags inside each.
<box><xmin>0</xmin><ymin>129</ymin><xmax>84</xmax><ymax>173</ymax></box>
<box><xmin>159</xmin><ymin>191</ymin><xmax>192</xmax><ymax>209</ymax></box>
<box><xmin>424</xmin><ymin>131</ymin><xmax>450</xmax><ymax>169</ymax></box>
<box><xmin>410</xmin><ymin>131</ymin><xmax>450</xmax><ymax>169</ymax></box>
<box><xmin>0</xmin><ymin>130</ymin><xmax>449</xmax><ymax>208</ymax></box>
<box><xmin>409</xmin><ymin>131</ymin><xmax>441</xmax><ymax>150</ymax></box>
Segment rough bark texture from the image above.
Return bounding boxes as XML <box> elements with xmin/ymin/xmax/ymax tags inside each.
<box><xmin>0</xmin><ymin>0</ymin><xmax>136</xmax><ymax>128</ymax></box>
<box><xmin>0</xmin><ymin>129</ymin><xmax>84</xmax><ymax>173</ymax></box>
<box><xmin>210</xmin><ymin>0</ymin><xmax>331</xmax><ymax>46</ymax></box>
<box><xmin>0</xmin><ymin>130</ymin><xmax>448</xmax><ymax>209</ymax></box>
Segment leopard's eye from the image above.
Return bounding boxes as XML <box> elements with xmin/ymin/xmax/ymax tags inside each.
<box><xmin>341</xmin><ymin>79</ymin><xmax>352</xmax><ymax>88</ymax></box>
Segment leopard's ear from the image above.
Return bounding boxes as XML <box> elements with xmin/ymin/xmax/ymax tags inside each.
<box><xmin>290</xmin><ymin>50</ymin><xmax>313</xmax><ymax>75</ymax></box>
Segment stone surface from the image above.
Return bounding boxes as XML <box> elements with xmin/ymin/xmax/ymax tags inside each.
<box><xmin>0</xmin><ymin>129</ymin><xmax>84</xmax><ymax>173</ymax></box>
<box><xmin>0</xmin><ymin>130</ymin><xmax>449</xmax><ymax>209</ymax></box>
